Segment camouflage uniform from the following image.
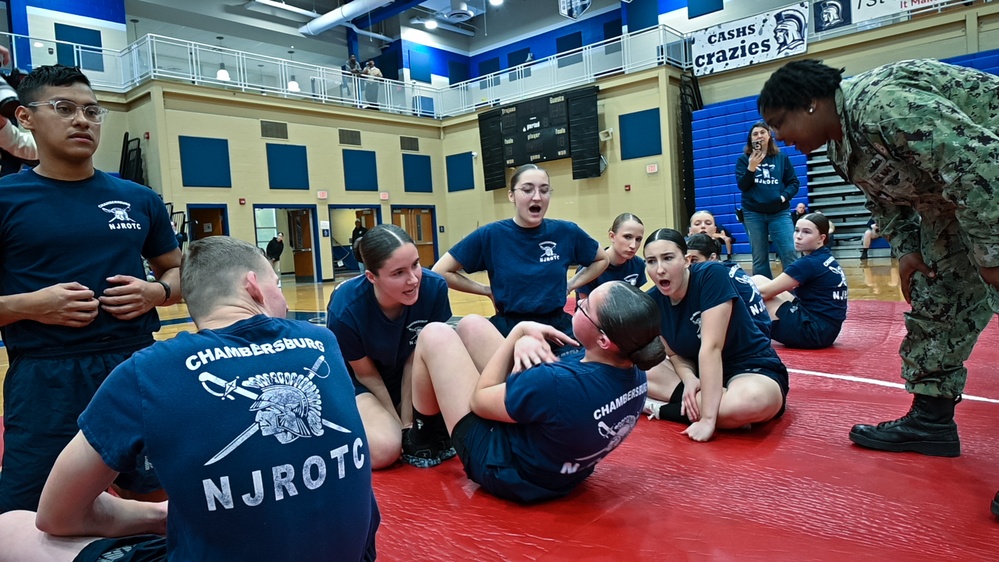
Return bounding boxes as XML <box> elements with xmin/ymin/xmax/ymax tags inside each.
<box><xmin>827</xmin><ymin>59</ymin><xmax>999</xmax><ymax>398</ymax></box>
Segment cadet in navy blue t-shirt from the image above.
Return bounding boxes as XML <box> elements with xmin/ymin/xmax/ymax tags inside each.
<box><xmin>0</xmin><ymin>66</ymin><xmax>181</xmax><ymax>514</ymax></box>
<box><xmin>401</xmin><ymin>281</ymin><xmax>665</xmax><ymax>503</ymax></box>
<box><xmin>433</xmin><ymin>164</ymin><xmax>608</xmax><ymax>339</ymax></box>
<box><xmin>576</xmin><ymin>212</ymin><xmax>647</xmax><ymax>299</ymax></box>
<box><xmin>642</xmin><ymin>229</ymin><xmax>788</xmax><ymax>443</ymax></box>
<box><xmin>755</xmin><ymin>212</ymin><xmax>848</xmax><ymax>349</ymax></box>
<box><xmin>0</xmin><ymin>237</ymin><xmax>379</xmax><ymax>561</ymax></box>
<box><xmin>327</xmin><ymin>224</ymin><xmax>452</xmax><ymax>469</ymax></box>
<box><xmin>686</xmin><ymin>233</ymin><xmax>771</xmax><ymax>338</ymax></box>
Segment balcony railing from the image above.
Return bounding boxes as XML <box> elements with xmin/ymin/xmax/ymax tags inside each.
<box><xmin>0</xmin><ymin>0</ymin><xmax>981</xmax><ymax>119</ymax></box>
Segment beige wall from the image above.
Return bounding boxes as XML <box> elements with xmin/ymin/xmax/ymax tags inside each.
<box><xmin>95</xmin><ymin>2</ymin><xmax>997</xmax><ymax>280</ymax></box>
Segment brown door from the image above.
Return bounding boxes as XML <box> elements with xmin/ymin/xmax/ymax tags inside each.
<box><xmin>189</xmin><ymin>207</ymin><xmax>224</xmax><ymax>241</ymax></box>
<box><xmin>355</xmin><ymin>209</ymin><xmax>375</xmax><ymax>229</ymax></box>
<box><xmin>392</xmin><ymin>207</ymin><xmax>437</xmax><ymax>267</ymax></box>
<box><xmin>289</xmin><ymin>209</ymin><xmax>316</xmax><ymax>283</ymax></box>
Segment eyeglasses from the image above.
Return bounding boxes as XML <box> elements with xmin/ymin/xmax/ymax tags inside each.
<box><xmin>514</xmin><ymin>186</ymin><xmax>553</xmax><ymax>197</ymax></box>
<box><xmin>27</xmin><ymin>100</ymin><xmax>109</xmax><ymax>123</ymax></box>
<box><xmin>576</xmin><ymin>297</ymin><xmax>606</xmax><ymax>336</ymax></box>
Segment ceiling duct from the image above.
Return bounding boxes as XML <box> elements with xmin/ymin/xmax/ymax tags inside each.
<box><xmin>445</xmin><ymin>0</ymin><xmax>474</xmax><ymax>23</ymax></box>
<box><xmin>299</xmin><ymin>0</ymin><xmax>393</xmax><ymax>36</ymax></box>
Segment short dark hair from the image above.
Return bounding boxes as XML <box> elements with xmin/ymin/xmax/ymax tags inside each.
<box><xmin>685</xmin><ymin>233</ymin><xmax>720</xmax><ymax>259</ymax></box>
<box><xmin>757</xmin><ymin>59</ymin><xmax>844</xmax><ymax>114</ymax></box>
<box><xmin>644</xmin><ymin>228</ymin><xmax>687</xmax><ymax>254</ymax></box>
<box><xmin>182</xmin><ymin>236</ymin><xmax>270</xmax><ymax>320</ymax></box>
<box><xmin>17</xmin><ymin>65</ymin><xmax>92</xmax><ymax>105</ymax></box>
<box><xmin>596</xmin><ymin>282</ymin><xmax>667</xmax><ymax>371</ymax></box>
<box><xmin>357</xmin><ymin>224</ymin><xmax>414</xmax><ymax>273</ymax></box>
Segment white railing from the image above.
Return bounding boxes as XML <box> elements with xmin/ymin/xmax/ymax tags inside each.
<box><xmin>0</xmin><ymin>0</ymin><xmax>983</xmax><ymax>119</ymax></box>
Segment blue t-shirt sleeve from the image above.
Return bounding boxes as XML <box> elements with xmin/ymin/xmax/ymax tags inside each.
<box><xmin>78</xmin><ymin>359</ymin><xmax>145</xmax><ymax>474</ymax></box>
<box><xmin>504</xmin><ymin>364</ymin><xmax>559</xmax><ymax>424</ymax></box>
<box><xmin>570</xmin><ymin>222</ymin><xmax>600</xmax><ymax>266</ymax></box>
<box><xmin>782</xmin><ymin>253</ymin><xmax>817</xmax><ymax>285</ymax></box>
<box><xmin>698</xmin><ymin>263</ymin><xmax>739</xmax><ymax>310</ymax></box>
<box><xmin>327</xmin><ymin>293</ymin><xmax>366</xmax><ymax>363</ymax></box>
<box><xmin>142</xmin><ymin>188</ymin><xmax>180</xmax><ymax>259</ymax></box>
<box><xmin>448</xmin><ymin>227</ymin><xmax>488</xmax><ymax>273</ymax></box>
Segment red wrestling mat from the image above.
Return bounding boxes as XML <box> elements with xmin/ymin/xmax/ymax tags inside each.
<box><xmin>374</xmin><ymin>300</ymin><xmax>999</xmax><ymax>561</ymax></box>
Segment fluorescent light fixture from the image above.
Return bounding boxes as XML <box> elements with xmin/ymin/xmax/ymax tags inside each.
<box><xmin>216</xmin><ymin>63</ymin><xmax>231</xmax><ymax>81</ymax></box>
<box><xmin>424</xmin><ymin>19</ymin><xmax>438</xmax><ymax>29</ymax></box>
<box><xmin>287</xmin><ymin>76</ymin><xmax>301</xmax><ymax>92</ymax></box>
<box><xmin>489</xmin><ymin>0</ymin><xmax>503</xmax><ymax>5</ymax></box>
<box><xmin>245</xmin><ymin>0</ymin><xmax>320</xmax><ymax>21</ymax></box>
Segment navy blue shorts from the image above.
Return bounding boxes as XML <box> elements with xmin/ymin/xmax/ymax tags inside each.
<box><xmin>75</xmin><ymin>535</ymin><xmax>166</xmax><ymax>562</ymax></box>
<box><xmin>0</xmin><ymin>336</ymin><xmax>161</xmax><ymax>513</ymax></box>
<box><xmin>771</xmin><ymin>300</ymin><xmax>841</xmax><ymax>349</ymax></box>
<box><xmin>451</xmin><ymin>413</ymin><xmax>578</xmax><ymax>504</ymax></box>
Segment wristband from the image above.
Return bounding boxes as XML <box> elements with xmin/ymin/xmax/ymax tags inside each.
<box><xmin>154</xmin><ymin>280</ymin><xmax>171</xmax><ymax>304</ymax></box>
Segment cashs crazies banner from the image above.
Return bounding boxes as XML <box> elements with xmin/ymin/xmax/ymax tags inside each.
<box><xmin>690</xmin><ymin>2</ymin><xmax>809</xmax><ymax>76</ymax></box>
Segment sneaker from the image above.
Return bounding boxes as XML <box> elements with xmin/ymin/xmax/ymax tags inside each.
<box><xmin>401</xmin><ymin>428</ymin><xmax>457</xmax><ymax>468</ymax></box>
<box><xmin>992</xmin><ymin>491</ymin><xmax>999</xmax><ymax>518</ymax></box>
<box><xmin>643</xmin><ymin>397</ymin><xmax>668</xmax><ymax>420</ymax></box>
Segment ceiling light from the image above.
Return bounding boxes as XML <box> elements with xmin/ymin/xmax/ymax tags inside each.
<box><xmin>287</xmin><ymin>50</ymin><xmax>300</xmax><ymax>92</ymax></box>
<box><xmin>489</xmin><ymin>0</ymin><xmax>503</xmax><ymax>5</ymax></box>
<box><xmin>215</xmin><ymin>37</ymin><xmax>231</xmax><ymax>81</ymax></box>
<box><xmin>424</xmin><ymin>19</ymin><xmax>438</xmax><ymax>29</ymax></box>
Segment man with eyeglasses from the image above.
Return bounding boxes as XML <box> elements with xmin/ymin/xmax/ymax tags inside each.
<box><xmin>0</xmin><ymin>65</ymin><xmax>181</xmax><ymax>514</ymax></box>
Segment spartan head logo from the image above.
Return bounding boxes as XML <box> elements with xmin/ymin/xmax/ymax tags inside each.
<box><xmin>98</xmin><ymin>200</ymin><xmax>136</xmax><ymax>224</ymax></box>
<box><xmin>820</xmin><ymin>0</ymin><xmax>844</xmax><ymax>29</ymax></box>
<box><xmin>690</xmin><ymin>310</ymin><xmax>704</xmax><ymax>339</ymax></box>
<box><xmin>623</xmin><ymin>273</ymin><xmax>640</xmax><ymax>286</ymax></box>
<box><xmin>774</xmin><ymin>10</ymin><xmax>806</xmax><ymax>54</ymax></box>
<box><xmin>577</xmin><ymin>415</ymin><xmax>638</xmax><ymax>462</ymax></box>
<box><xmin>246</xmin><ymin>372</ymin><xmax>324</xmax><ymax>444</ymax></box>
<box><xmin>200</xmin><ymin>356</ymin><xmax>351</xmax><ymax>466</ymax></box>
<box><xmin>539</xmin><ymin>241</ymin><xmax>559</xmax><ymax>262</ymax></box>
<box><xmin>407</xmin><ymin>319</ymin><xmax>428</xmax><ymax>346</ymax></box>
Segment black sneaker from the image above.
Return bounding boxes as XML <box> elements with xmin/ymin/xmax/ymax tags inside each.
<box><xmin>992</xmin><ymin>491</ymin><xmax>999</xmax><ymax>517</ymax></box>
<box><xmin>401</xmin><ymin>428</ymin><xmax>456</xmax><ymax>468</ymax></box>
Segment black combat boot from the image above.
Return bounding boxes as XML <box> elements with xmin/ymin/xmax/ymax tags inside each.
<box><xmin>848</xmin><ymin>394</ymin><xmax>960</xmax><ymax>457</ymax></box>
<box><xmin>859</xmin><ymin>248</ymin><xmax>869</xmax><ymax>260</ymax></box>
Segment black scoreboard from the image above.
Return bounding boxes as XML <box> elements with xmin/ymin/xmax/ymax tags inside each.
<box><xmin>478</xmin><ymin>86</ymin><xmax>600</xmax><ymax>191</ymax></box>
<box><xmin>500</xmin><ymin>94</ymin><xmax>570</xmax><ymax>166</ymax></box>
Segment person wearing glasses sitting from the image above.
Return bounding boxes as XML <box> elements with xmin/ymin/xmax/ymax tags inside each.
<box><xmin>401</xmin><ymin>281</ymin><xmax>665</xmax><ymax>504</ymax></box>
<box><xmin>433</xmin><ymin>163</ymin><xmax>609</xmax><ymax>345</ymax></box>
<box><xmin>0</xmin><ymin>65</ymin><xmax>182</xmax><ymax>514</ymax></box>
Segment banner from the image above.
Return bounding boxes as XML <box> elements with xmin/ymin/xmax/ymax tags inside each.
<box><xmin>815</xmin><ymin>0</ymin><xmax>851</xmax><ymax>33</ymax></box>
<box><xmin>690</xmin><ymin>2</ymin><xmax>809</xmax><ymax>76</ymax></box>
<box><xmin>559</xmin><ymin>0</ymin><xmax>592</xmax><ymax>20</ymax></box>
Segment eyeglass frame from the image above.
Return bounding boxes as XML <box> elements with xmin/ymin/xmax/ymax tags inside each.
<box><xmin>26</xmin><ymin>99</ymin><xmax>109</xmax><ymax>123</ymax></box>
<box><xmin>512</xmin><ymin>186</ymin><xmax>553</xmax><ymax>197</ymax></box>
<box><xmin>576</xmin><ymin>297</ymin><xmax>606</xmax><ymax>336</ymax></box>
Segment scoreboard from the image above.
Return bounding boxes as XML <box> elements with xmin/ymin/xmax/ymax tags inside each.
<box><xmin>478</xmin><ymin>86</ymin><xmax>599</xmax><ymax>190</ymax></box>
<box><xmin>500</xmin><ymin>94</ymin><xmax>570</xmax><ymax>167</ymax></box>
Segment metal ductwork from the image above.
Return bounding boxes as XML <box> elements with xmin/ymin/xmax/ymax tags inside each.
<box><xmin>299</xmin><ymin>0</ymin><xmax>395</xmax><ymax>36</ymax></box>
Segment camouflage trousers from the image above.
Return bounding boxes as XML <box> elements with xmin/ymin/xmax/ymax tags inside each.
<box><xmin>901</xmin><ymin>215</ymin><xmax>999</xmax><ymax>398</ymax></box>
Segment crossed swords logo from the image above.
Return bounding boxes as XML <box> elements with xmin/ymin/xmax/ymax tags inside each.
<box><xmin>199</xmin><ymin>355</ymin><xmax>351</xmax><ymax>466</ymax></box>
